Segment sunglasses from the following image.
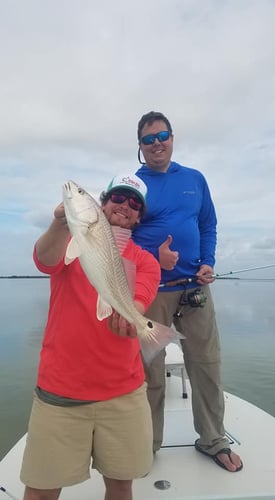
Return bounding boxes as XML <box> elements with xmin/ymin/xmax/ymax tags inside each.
<box><xmin>110</xmin><ymin>191</ymin><xmax>143</xmax><ymax>211</ymax></box>
<box><xmin>141</xmin><ymin>130</ymin><xmax>170</xmax><ymax>146</ymax></box>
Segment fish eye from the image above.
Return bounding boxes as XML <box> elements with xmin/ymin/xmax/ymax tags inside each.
<box><xmin>147</xmin><ymin>321</ymin><xmax>153</xmax><ymax>329</ymax></box>
<box><xmin>77</xmin><ymin>187</ymin><xmax>84</xmax><ymax>195</ymax></box>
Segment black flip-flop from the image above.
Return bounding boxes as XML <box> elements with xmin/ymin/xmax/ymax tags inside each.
<box><xmin>195</xmin><ymin>439</ymin><xmax>243</xmax><ymax>472</ymax></box>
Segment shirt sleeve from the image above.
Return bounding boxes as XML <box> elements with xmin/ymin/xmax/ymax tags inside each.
<box><xmin>198</xmin><ymin>177</ymin><xmax>217</xmax><ymax>267</ymax></box>
<box><xmin>131</xmin><ymin>244</ymin><xmax>161</xmax><ymax>311</ymax></box>
<box><xmin>33</xmin><ymin>245</ymin><xmax>66</xmax><ymax>275</ymax></box>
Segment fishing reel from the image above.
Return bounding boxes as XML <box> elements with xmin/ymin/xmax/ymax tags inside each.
<box><xmin>173</xmin><ymin>288</ymin><xmax>207</xmax><ymax>318</ymax></box>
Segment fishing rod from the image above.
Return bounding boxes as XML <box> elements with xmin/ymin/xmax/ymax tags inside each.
<box><xmin>0</xmin><ymin>486</ymin><xmax>19</xmax><ymax>500</ymax></box>
<box><xmin>213</xmin><ymin>263</ymin><xmax>275</xmax><ymax>278</ymax></box>
<box><xmin>159</xmin><ymin>263</ymin><xmax>275</xmax><ymax>288</ymax></box>
<box><xmin>160</xmin><ymin>263</ymin><xmax>275</xmax><ymax>313</ymax></box>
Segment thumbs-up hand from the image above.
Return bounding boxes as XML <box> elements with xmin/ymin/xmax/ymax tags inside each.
<box><xmin>159</xmin><ymin>235</ymin><xmax>179</xmax><ymax>270</ymax></box>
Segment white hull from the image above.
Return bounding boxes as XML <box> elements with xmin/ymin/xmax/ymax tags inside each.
<box><xmin>1</xmin><ymin>345</ymin><xmax>275</xmax><ymax>499</ymax></box>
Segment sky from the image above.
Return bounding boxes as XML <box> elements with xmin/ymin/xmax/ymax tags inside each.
<box><xmin>1</xmin><ymin>0</ymin><xmax>275</xmax><ymax>277</ymax></box>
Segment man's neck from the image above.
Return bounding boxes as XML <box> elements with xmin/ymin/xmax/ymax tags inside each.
<box><xmin>146</xmin><ymin>161</ymin><xmax>171</xmax><ymax>173</ymax></box>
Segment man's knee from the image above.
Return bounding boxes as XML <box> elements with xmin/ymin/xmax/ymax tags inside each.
<box><xmin>104</xmin><ymin>477</ymin><xmax>133</xmax><ymax>498</ymax></box>
<box><xmin>23</xmin><ymin>486</ymin><xmax>61</xmax><ymax>500</ymax></box>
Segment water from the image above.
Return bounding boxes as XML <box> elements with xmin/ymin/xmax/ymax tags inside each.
<box><xmin>212</xmin><ymin>279</ymin><xmax>275</xmax><ymax>416</ymax></box>
<box><xmin>0</xmin><ymin>278</ymin><xmax>275</xmax><ymax>461</ymax></box>
<box><xmin>0</xmin><ymin>279</ymin><xmax>49</xmax><ymax>461</ymax></box>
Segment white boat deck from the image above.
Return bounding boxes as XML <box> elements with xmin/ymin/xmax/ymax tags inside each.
<box><xmin>1</xmin><ymin>344</ymin><xmax>275</xmax><ymax>499</ymax></box>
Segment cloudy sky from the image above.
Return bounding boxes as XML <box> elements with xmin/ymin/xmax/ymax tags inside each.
<box><xmin>1</xmin><ymin>0</ymin><xmax>275</xmax><ymax>277</ymax></box>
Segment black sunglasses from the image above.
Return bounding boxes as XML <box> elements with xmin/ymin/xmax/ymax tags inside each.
<box><xmin>141</xmin><ymin>130</ymin><xmax>170</xmax><ymax>146</ymax></box>
<box><xmin>110</xmin><ymin>191</ymin><xmax>143</xmax><ymax>211</ymax></box>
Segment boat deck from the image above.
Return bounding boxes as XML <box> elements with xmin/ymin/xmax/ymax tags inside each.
<box><xmin>1</xmin><ymin>346</ymin><xmax>275</xmax><ymax>499</ymax></box>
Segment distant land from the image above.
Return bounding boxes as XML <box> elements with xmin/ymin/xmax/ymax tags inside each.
<box><xmin>0</xmin><ymin>275</ymin><xmax>274</xmax><ymax>282</ymax></box>
<box><xmin>0</xmin><ymin>275</ymin><xmax>49</xmax><ymax>279</ymax></box>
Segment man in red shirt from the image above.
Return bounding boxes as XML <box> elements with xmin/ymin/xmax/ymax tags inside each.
<box><xmin>20</xmin><ymin>173</ymin><xmax>161</xmax><ymax>500</ymax></box>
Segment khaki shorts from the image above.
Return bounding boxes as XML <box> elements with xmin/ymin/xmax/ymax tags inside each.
<box><xmin>20</xmin><ymin>383</ymin><xmax>153</xmax><ymax>489</ymax></box>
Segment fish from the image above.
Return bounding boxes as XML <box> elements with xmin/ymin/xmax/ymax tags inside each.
<box><xmin>62</xmin><ymin>180</ymin><xmax>183</xmax><ymax>364</ymax></box>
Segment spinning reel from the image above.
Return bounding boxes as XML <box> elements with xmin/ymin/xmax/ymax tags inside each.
<box><xmin>173</xmin><ymin>288</ymin><xmax>207</xmax><ymax>318</ymax></box>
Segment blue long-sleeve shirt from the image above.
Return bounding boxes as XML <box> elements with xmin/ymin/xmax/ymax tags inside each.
<box><xmin>132</xmin><ymin>161</ymin><xmax>217</xmax><ymax>291</ymax></box>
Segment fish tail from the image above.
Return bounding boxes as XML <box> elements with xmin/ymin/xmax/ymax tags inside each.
<box><xmin>140</xmin><ymin>322</ymin><xmax>184</xmax><ymax>365</ymax></box>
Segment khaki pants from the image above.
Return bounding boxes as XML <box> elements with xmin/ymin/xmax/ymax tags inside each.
<box><xmin>144</xmin><ymin>285</ymin><xmax>230</xmax><ymax>455</ymax></box>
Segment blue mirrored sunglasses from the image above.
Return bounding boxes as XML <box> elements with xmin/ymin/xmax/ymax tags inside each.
<box><xmin>141</xmin><ymin>130</ymin><xmax>170</xmax><ymax>146</ymax></box>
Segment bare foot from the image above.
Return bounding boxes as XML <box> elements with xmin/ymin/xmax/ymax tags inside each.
<box><xmin>215</xmin><ymin>449</ymin><xmax>243</xmax><ymax>472</ymax></box>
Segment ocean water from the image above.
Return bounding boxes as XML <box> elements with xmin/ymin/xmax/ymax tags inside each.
<box><xmin>0</xmin><ymin>278</ymin><xmax>275</xmax><ymax>461</ymax></box>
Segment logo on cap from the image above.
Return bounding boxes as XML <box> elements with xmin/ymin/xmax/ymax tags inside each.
<box><xmin>121</xmin><ymin>176</ymin><xmax>142</xmax><ymax>190</ymax></box>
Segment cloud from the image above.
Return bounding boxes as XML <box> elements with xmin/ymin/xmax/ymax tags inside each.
<box><xmin>0</xmin><ymin>0</ymin><xmax>275</xmax><ymax>276</ymax></box>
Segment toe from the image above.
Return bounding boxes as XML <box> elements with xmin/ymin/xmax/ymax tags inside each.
<box><xmin>217</xmin><ymin>450</ymin><xmax>242</xmax><ymax>472</ymax></box>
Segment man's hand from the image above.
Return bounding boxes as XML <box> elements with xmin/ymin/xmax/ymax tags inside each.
<box><xmin>196</xmin><ymin>264</ymin><xmax>215</xmax><ymax>285</ymax></box>
<box><xmin>107</xmin><ymin>310</ymin><xmax>137</xmax><ymax>338</ymax></box>
<box><xmin>159</xmin><ymin>235</ymin><xmax>179</xmax><ymax>270</ymax></box>
<box><xmin>54</xmin><ymin>203</ymin><xmax>69</xmax><ymax>230</ymax></box>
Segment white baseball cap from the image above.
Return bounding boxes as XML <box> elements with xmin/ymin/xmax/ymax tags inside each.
<box><xmin>106</xmin><ymin>173</ymin><xmax>147</xmax><ymax>204</ymax></box>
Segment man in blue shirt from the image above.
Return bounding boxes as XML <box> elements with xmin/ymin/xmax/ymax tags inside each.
<box><xmin>132</xmin><ymin>111</ymin><xmax>243</xmax><ymax>472</ymax></box>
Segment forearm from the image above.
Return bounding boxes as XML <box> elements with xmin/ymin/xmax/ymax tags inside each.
<box><xmin>35</xmin><ymin>218</ymin><xmax>70</xmax><ymax>266</ymax></box>
<box><xmin>200</xmin><ymin>233</ymin><xmax>216</xmax><ymax>267</ymax></box>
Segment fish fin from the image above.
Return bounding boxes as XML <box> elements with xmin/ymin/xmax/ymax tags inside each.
<box><xmin>122</xmin><ymin>258</ymin><xmax>136</xmax><ymax>297</ymax></box>
<box><xmin>65</xmin><ymin>238</ymin><xmax>82</xmax><ymax>265</ymax></box>
<box><xmin>140</xmin><ymin>322</ymin><xmax>185</xmax><ymax>366</ymax></box>
<box><xmin>111</xmin><ymin>227</ymin><xmax>131</xmax><ymax>255</ymax></box>
<box><xmin>96</xmin><ymin>295</ymin><xmax>113</xmax><ymax>320</ymax></box>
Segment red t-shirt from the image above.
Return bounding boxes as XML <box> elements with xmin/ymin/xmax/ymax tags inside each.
<box><xmin>34</xmin><ymin>239</ymin><xmax>160</xmax><ymax>401</ymax></box>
